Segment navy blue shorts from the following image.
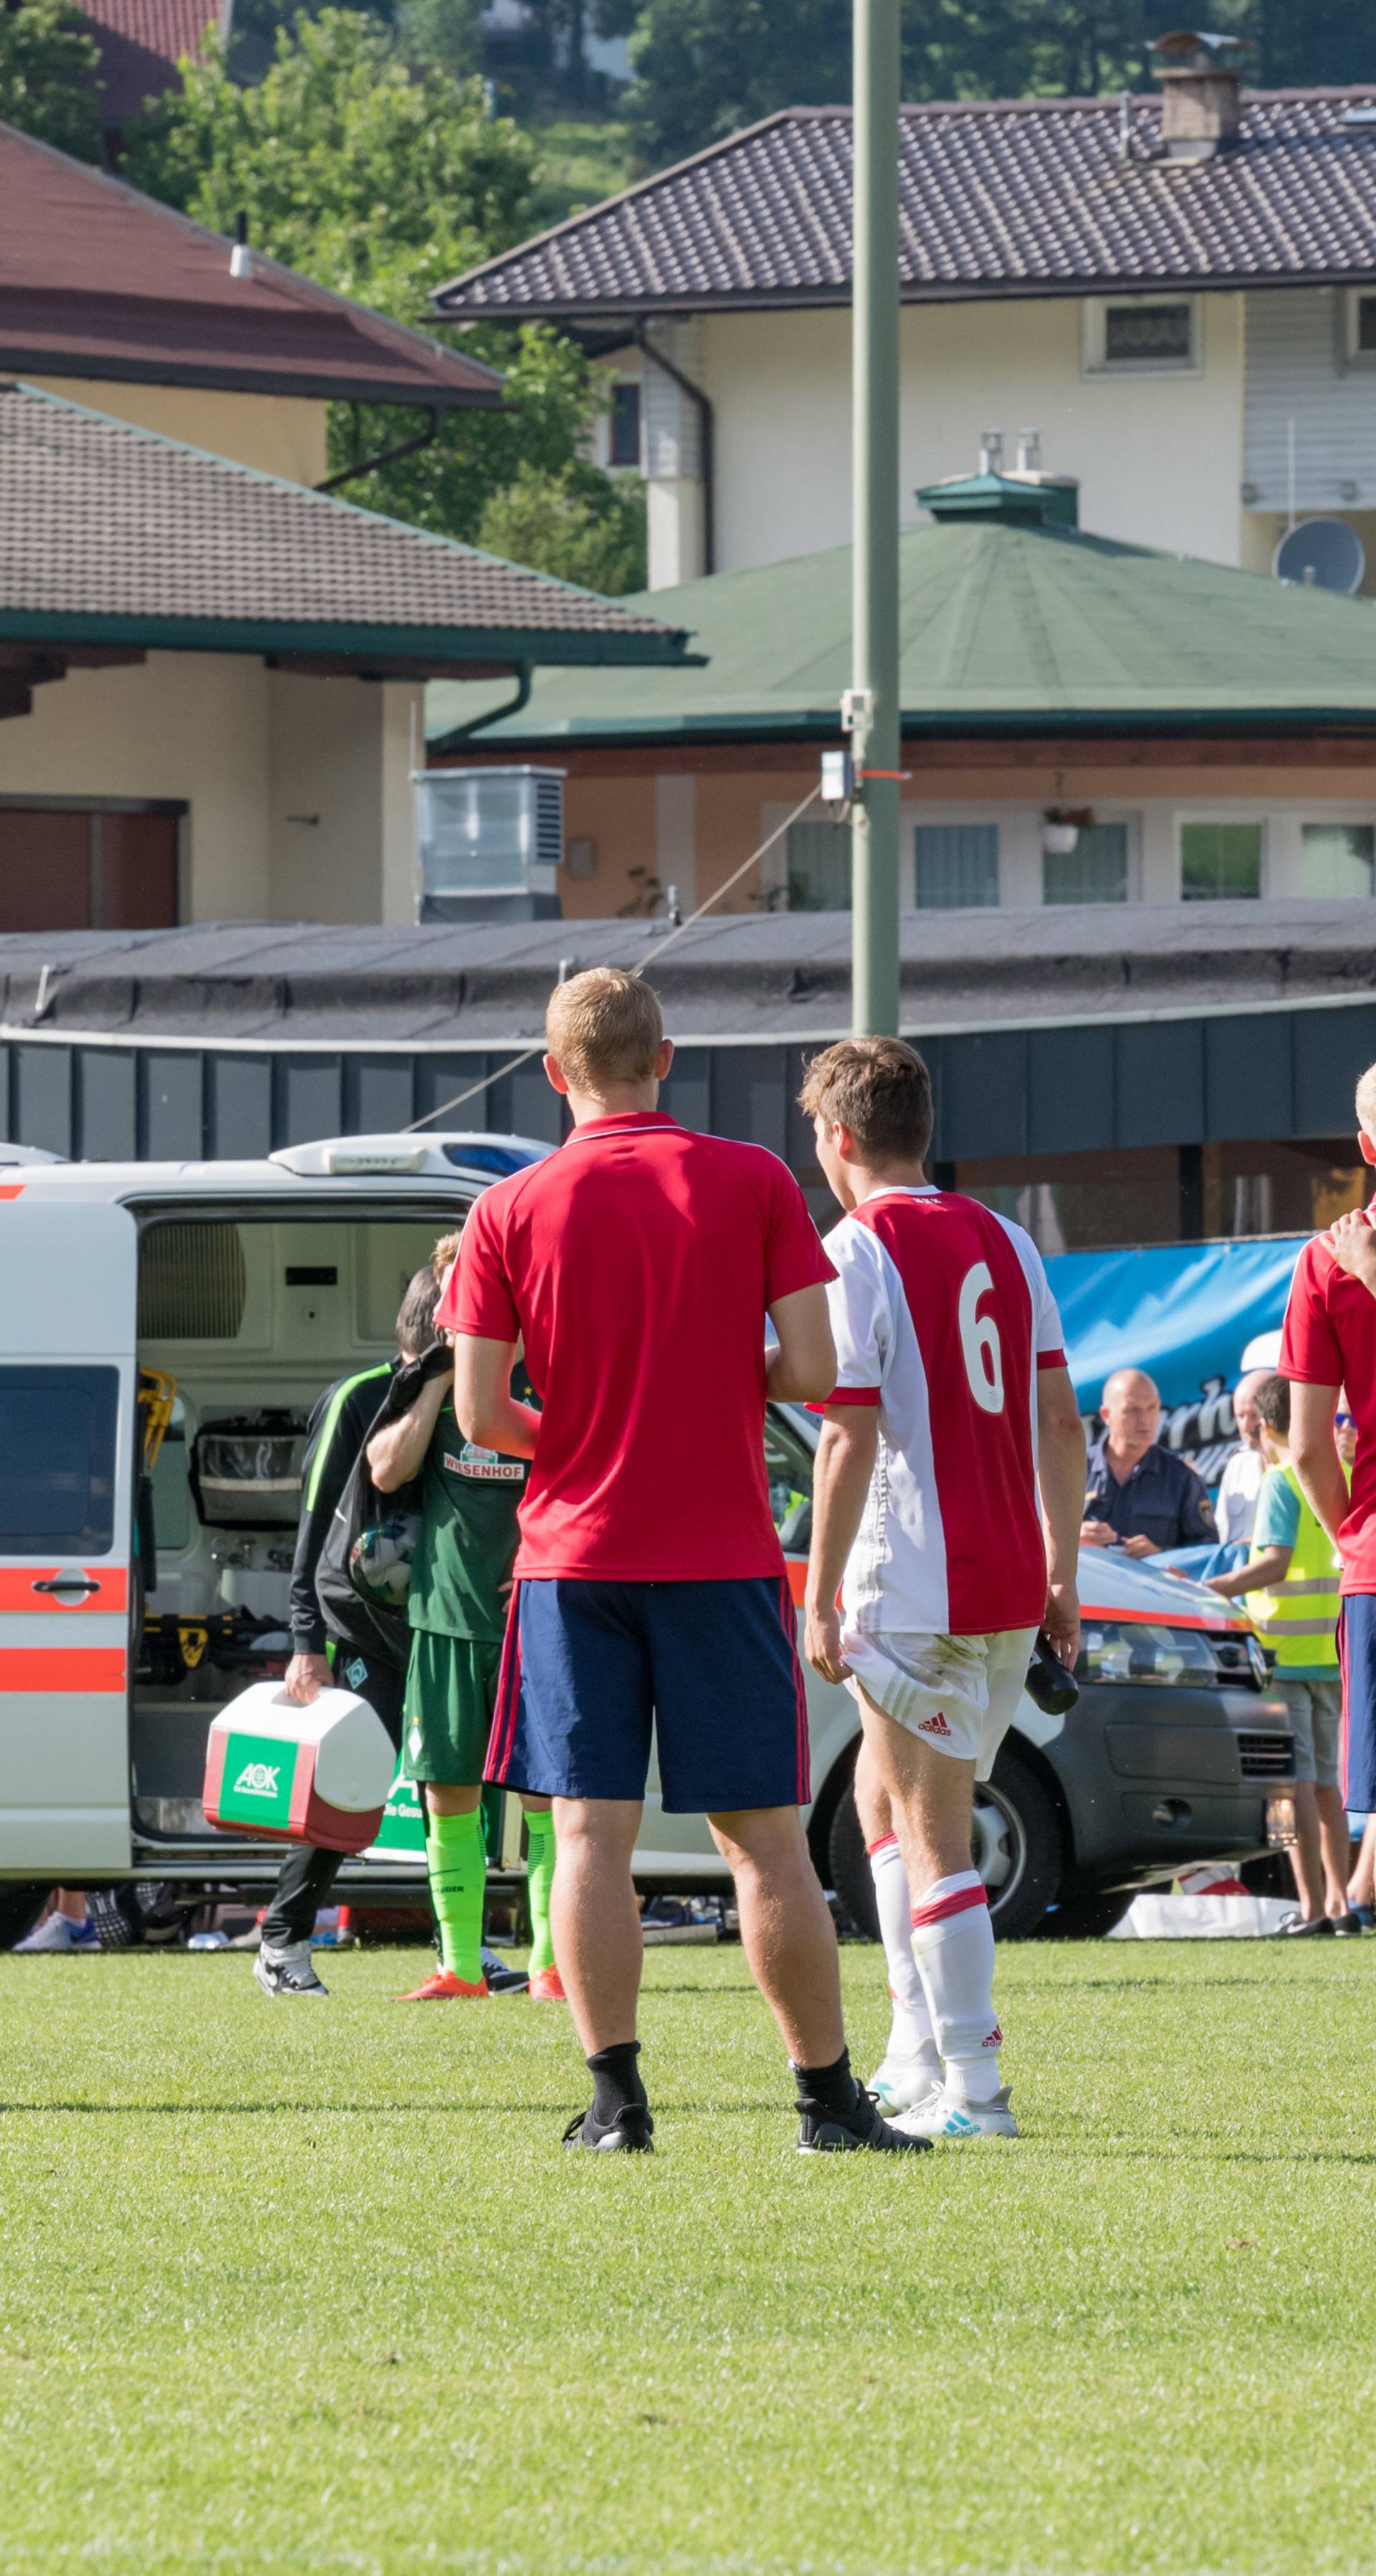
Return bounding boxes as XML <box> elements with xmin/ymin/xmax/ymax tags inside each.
<box><xmin>485</xmin><ymin>1576</ymin><xmax>811</xmax><ymax>1814</ymax></box>
<box><xmin>1339</xmin><ymin>1594</ymin><xmax>1376</xmax><ymax>1809</ymax></box>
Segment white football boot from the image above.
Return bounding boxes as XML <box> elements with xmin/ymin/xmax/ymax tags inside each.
<box><xmin>867</xmin><ymin>2047</ymin><xmax>943</xmax><ymax>2117</ymax></box>
<box><xmin>891</xmin><ymin>2082</ymin><xmax>1018</xmax><ymax>2141</ymax></box>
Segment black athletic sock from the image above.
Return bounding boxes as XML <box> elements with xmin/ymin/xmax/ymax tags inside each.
<box><xmin>587</xmin><ymin>2040</ymin><xmax>647</xmax><ymax>2126</ymax></box>
<box><xmin>792</xmin><ymin>2046</ymin><xmax>859</xmax><ymax>2118</ymax></box>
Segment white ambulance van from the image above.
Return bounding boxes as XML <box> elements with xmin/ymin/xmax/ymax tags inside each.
<box><xmin>0</xmin><ymin>1131</ymin><xmax>558</xmax><ymax>1940</ymax></box>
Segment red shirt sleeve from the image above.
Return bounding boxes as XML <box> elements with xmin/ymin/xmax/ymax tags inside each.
<box><xmin>438</xmin><ymin>1188</ymin><xmax>520</xmax><ymax>1343</ymax></box>
<box><xmin>1279</xmin><ymin>1241</ymin><xmax>1344</xmax><ymax>1386</ymax></box>
<box><xmin>763</xmin><ymin>1161</ymin><xmax>836</xmax><ymax>1306</ymax></box>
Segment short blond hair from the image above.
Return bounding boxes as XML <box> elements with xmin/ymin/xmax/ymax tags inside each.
<box><xmin>430</xmin><ymin>1229</ymin><xmax>462</xmax><ymax>1283</ymax></box>
<box><xmin>1357</xmin><ymin>1061</ymin><xmax>1376</xmax><ymax>1141</ymax></box>
<box><xmin>798</xmin><ymin>1038</ymin><xmax>933</xmax><ymax>1165</ymax></box>
<box><xmin>545</xmin><ymin>967</ymin><xmax>663</xmax><ymax>1091</ymax></box>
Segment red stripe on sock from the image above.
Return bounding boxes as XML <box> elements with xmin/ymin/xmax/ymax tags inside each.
<box><xmin>867</xmin><ymin>1833</ymin><xmax>900</xmax><ymax>1859</ymax></box>
<box><xmin>912</xmin><ymin>1882</ymin><xmax>988</xmax><ymax>1928</ymax></box>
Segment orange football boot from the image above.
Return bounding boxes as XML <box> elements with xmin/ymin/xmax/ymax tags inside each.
<box><xmin>527</xmin><ymin>1965</ymin><xmax>568</xmax><ymax>2002</ymax></box>
<box><xmin>397</xmin><ymin>1968</ymin><xmax>488</xmax><ymax>2001</ymax></box>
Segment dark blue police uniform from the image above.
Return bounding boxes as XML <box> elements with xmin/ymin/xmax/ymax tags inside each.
<box><xmin>1084</xmin><ymin>1437</ymin><xmax>1216</xmax><ymax>1552</ymax></box>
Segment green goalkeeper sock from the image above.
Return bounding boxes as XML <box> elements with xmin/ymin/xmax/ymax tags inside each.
<box><xmin>426</xmin><ymin>1808</ymin><xmax>486</xmax><ymax>1985</ymax></box>
<box><xmin>525</xmin><ymin>1806</ymin><xmax>555</xmax><ymax>1976</ymax></box>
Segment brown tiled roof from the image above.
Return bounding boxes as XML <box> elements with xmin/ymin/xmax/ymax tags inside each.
<box><xmin>435</xmin><ymin>90</ymin><xmax>1376</xmax><ymax>319</ymax></box>
<box><xmin>0</xmin><ymin>120</ymin><xmax>504</xmax><ymax>408</ymax></box>
<box><xmin>0</xmin><ymin>383</ymin><xmax>689</xmax><ymax>667</ymax></box>
<box><xmin>77</xmin><ymin>0</ymin><xmax>215</xmax><ymax>122</ymax></box>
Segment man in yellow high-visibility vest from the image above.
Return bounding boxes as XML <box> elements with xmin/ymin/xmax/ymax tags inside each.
<box><xmin>1208</xmin><ymin>1374</ymin><xmax>1359</xmax><ymax>1935</ymax></box>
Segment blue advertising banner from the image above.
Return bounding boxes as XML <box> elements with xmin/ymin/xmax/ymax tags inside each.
<box><xmin>1048</xmin><ymin>1235</ymin><xmax>1307</xmax><ymax>1479</ymax></box>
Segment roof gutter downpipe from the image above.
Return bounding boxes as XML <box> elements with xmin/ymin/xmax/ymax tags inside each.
<box><xmin>634</xmin><ymin>320</ymin><xmax>715</xmax><ymax>576</ymax></box>
<box><xmin>316</xmin><ymin>404</ymin><xmax>441</xmax><ymax>494</ymax></box>
<box><xmin>440</xmin><ymin>661</ymin><xmax>533</xmax><ymax>743</ymax></box>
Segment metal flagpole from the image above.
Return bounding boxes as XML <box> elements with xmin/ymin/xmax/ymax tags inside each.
<box><xmin>849</xmin><ymin>0</ymin><xmax>902</xmax><ymax>1038</ymax></box>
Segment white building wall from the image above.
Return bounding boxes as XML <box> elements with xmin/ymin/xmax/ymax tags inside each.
<box><xmin>0</xmin><ymin>655</ymin><xmax>419</xmax><ymax>927</ymax></box>
<box><xmin>702</xmin><ymin>294</ymin><xmax>1247</xmax><ymax>573</ymax></box>
<box><xmin>642</xmin><ymin>319</ymin><xmax>707</xmax><ymax>589</ymax></box>
<box><xmin>1243</xmin><ymin>287</ymin><xmax>1376</xmax><ymax>513</ymax></box>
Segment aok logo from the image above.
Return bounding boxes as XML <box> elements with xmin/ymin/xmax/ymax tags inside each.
<box><xmin>233</xmin><ymin>1759</ymin><xmax>281</xmax><ymax>1798</ymax></box>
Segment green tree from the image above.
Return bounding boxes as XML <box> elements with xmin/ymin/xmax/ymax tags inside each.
<box><xmin>621</xmin><ymin>0</ymin><xmax>1372</xmax><ymax>166</ymax></box>
<box><xmin>0</xmin><ymin>0</ymin><xmax>102</xmax><ymax>161</ymax></box>
<box><xmin>477</xmin><ymin>459</ymin><xmax>647</xmax><ymax>592</ymax></box>
<box><xmin>124</xmin><ymin>11</ymin><xmax>636</xmax><ymax>583</ymax></box>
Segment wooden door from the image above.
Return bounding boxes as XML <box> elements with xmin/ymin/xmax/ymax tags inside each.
<box><xmin>0</xmin><ymin>809</ymin><xmax>178</xmax><ymax>932</ymax></box>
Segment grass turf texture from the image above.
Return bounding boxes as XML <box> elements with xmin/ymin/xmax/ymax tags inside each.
<box><xmin>1</xmin><ymin>1942</ymin><xmax>1373</xmax><ymax>2575</ymax></box>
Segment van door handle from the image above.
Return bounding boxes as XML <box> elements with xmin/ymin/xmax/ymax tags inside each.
<box><xmin>32</xmin><ymin>1576</ymin><xmax>100</xmax><ymax>1597</ymax></box>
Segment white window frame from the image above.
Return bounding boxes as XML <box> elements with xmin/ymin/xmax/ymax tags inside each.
<box><xmin>1081</xmin><ymin>294</ymin><xmax>1202</xmax><ymax>380</ymax></box>
<box><xmin>1177</xmin><ymin>813</ymin><xmax>1269</xmax><ymax>901</ymax></box>
<box><xmin>1343</xmin><ymin>289</ymin><xmax>1376</xmax><ymax>370</ymax></box>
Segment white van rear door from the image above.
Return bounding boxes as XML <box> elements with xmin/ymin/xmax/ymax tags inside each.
<box><xmin>0</xmin><ymin>1199</ymin><xmax>137</xmax><ymax>1869</ymax></box>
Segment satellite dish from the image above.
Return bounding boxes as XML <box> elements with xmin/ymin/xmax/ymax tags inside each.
<box><xmin>1274</xmin><ymin>518</ymin><xmax>1366</xmax><ymax>595</ymax></box>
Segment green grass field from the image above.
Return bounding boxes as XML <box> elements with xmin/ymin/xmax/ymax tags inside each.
<box><xmin>1</xmin><ymin>1939</ymin><xmax>1373</xmax><ymax>2574</ymax></box>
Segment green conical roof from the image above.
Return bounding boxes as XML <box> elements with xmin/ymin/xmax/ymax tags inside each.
<box><xmin>429</xmin><ymin>516</ymin><xmax>1376</xmax><ymax>748</ymax></box>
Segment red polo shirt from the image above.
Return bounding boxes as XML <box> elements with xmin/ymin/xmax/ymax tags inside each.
<box><xmin>437</xmin><ymin>1112</ymin><xmax>835</xmax><ymax>1582</ymax></box>
<box><xmin>1280</xmin><ymin>1212</ymin><xmax>1376</xmax><ymax>1590</ymax></box>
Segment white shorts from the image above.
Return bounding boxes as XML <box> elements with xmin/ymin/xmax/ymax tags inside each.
<box><xmin>841</xmin><ymin>1624</ymin><xmax>1038</xmax><ymax>1779</ymax></box>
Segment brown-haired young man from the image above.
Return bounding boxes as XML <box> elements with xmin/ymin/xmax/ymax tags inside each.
<box><xmin>436</xmin><ymin>967</ymin><xmax>929</xmax><ymax>2155</ymax></box>
<box><xmin>802</xmin><ymin>1038</ymin><xmax>1086</xmax><ymax>2140</ymax></box>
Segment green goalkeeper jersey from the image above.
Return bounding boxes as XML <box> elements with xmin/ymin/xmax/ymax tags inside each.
<box><xmin>406</xmin><ymin>1374</ymin><xmax>532</xmax><ymax>1644</ymax></box>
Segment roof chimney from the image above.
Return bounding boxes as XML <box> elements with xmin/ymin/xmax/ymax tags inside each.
<box><xmin>1152</xmin><ymin>29</ymin><xmax>1245</xmax><ymax>162</ymax></box>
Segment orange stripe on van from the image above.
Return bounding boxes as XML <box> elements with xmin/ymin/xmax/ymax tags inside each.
<box><xmin>0</xmin><ymin>1647</ymin><xmax>125</xmax><ymax>1692</ymax></box>
<box><xmin>0</xmin><ymin>1569</ymin><xmax>129</xmax><ymax>1614</ymax></box>
<box><xmin>784</xmin><ymin>1557</ymin><xmax>807</xmax><ymax>1608</ymax></box>
<box><xmin>0</xmin><ymin>1185</ymin><xmax>24</xmax><ymax>1200</ymax></box>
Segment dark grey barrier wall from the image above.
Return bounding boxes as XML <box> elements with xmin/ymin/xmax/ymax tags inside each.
<box><xmin>3</xmin><ymin>1000</ymin><xmax>1375</xmax><ymax>1165</ymax></box>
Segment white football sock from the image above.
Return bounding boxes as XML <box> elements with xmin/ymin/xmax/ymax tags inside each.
<box><xmin>869</xmin><ymin>1833</ymin><xmax>941</xmax><ymax>2075</ymax></box>
<box><xmin>910</xmin><ymin>1868</ymin><xmax>1002</xmax><ymax>2105</ymax></box>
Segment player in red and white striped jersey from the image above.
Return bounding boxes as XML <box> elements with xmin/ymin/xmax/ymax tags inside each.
<box><xmin>802</xmin><ymin>1040</ymin><xmax>1086</xmax><ymax>2141</ymax></box>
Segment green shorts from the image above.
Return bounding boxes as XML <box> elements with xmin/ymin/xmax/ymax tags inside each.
<box><xmin>403</xmin><ymin>1630</ymin><xmax>503</xmax><ymax>1786</ymax></box>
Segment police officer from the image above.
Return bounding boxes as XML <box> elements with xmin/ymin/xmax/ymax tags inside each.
<box><xmin>1081</xmin><ymin>1366</ymin><xmax>1215</xmax><ymax>1559</ymax></box>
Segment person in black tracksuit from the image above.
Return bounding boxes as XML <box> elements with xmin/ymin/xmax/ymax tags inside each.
<box><xmin>254</xmin><ymin>1268</ymin><xmax>441</xmax><ymax>1997</ymax></box>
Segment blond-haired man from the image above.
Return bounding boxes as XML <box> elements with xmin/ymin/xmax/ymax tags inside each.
<box><xmin>436</xmin><ymin>967</ymin><xmax>927</xmax><ymax>2156</ymax></box>
<box><xmin>1282</xmin><ymin>1060</ymin><xmax>1376</xmax><ymax>1821</ymax></box>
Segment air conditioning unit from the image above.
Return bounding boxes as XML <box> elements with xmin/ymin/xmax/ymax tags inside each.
<box><xmin>411</xmin><ymin>766</ymin><xmax>565</xmax><ymax>923</ymax></box>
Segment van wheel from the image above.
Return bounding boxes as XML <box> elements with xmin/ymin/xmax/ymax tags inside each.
<box><xmin>975</xmin><ymin>1744</ymin><xmax>1064</xmax><ymax>1940</ymax></box>
<box><xmin>828</xmin><ymin>1742</ymin><xmax>1064</xmax><ymax>1945</ymax></box>
<box><xmin>0</xmin><ymin>1884</ymin><xmax>52</xmax><ymax>1950</ymax></box>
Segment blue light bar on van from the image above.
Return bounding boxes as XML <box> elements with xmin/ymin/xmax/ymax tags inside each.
<box><xmin>441</xmin><ymin>1144</ymin><xmax>544</xmax><ymax>1176</ymax></box>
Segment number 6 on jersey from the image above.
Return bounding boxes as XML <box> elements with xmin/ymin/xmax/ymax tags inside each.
<box><xmin>958</xmin><ymin>1262</ymin><xmax>1005</xmax><ymax>1414</ymax></box>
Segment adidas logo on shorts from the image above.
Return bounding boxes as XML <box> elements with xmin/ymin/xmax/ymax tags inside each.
<box><xmin>918</xmin><ymin>1710</ymin><xmax>952</xmax><ymax>1738</ymax></box>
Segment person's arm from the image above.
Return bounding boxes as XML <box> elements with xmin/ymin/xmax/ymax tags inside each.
<box><xmin>1036</xmin><ymin>1364</ymin><xmax>1086</xmax><ymax>1668</ymax></box>
<box><xmin>287</xmin><ymin>1376</ymin><xmax>391</xmax><ymax>1703</ymax></box>
<box><xmin>452</xmin><ymin>1336</ymin><xmax>543</xmax><ymax>1457</ymax></box>
<box><xmin>1208</xmin><ymin>1543</ymin><xmax>1291</xmax><ymax>1599</ymax></box>
<box><xmin>766</xmin><ymin>1283</ymin><xmax>837</xmax><ymax>1405</ymax></box>
<box><xmin>804</xmin><ymin>1405</ymin><xmax>879</xmax><ymax>1682</ymax></box>
<box><xmin>1289</xmin><ymin>1379</ymin><xmax>1349</xmax><ymax>1548</ymax></box>
<box><xmin>368</xmin><ymin>1366</ymin><xmax>449</xmax><ymax>1493</ymax></box>
<box><xmin>1324</xmin><ymin>1206</ymin><xmax>1376</xmax><ymax>1293</ymax></box>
